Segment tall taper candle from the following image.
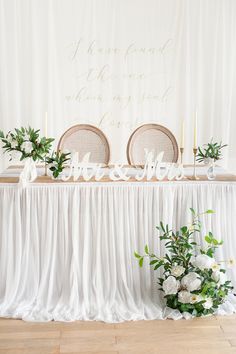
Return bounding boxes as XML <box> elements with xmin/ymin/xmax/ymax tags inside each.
<box><xmin>194</xmin><ymin>111</ymin><xmax>198</xmax><ymax>149</ymax></box>
<box><xmin>181</xmin><ymin>120</ymin><xmax>185</xmax><ymax>148</ymax></box>
<box><xmin>44</xmin><ymin>111</ymin><xmax>48</xmax><ymax>176</ymax></box>
<box><xmin>45</xmin><ymin>111</ymin><xmax>48</xmax><ymax>138</ymax></box>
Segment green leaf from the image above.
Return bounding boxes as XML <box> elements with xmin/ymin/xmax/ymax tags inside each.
<box><xmin>212</xmin><ymin>238</ymin><xmax>219</xmax><ymax>245</ymax></box>
<box><xmin>190</xmin><ymin>208</ymin><xmax>195</xmax><ymax>215</ymax></box>
<box><xmin>160</xmin><ymin>221</ymin><xmax>165</xmax><ymax>232</ymax></box>
<box><xmin>154</xmin><ymin>262</ymin><xmax>163</xmax><ymax>270</ymax></box>
<box><xmin>205</xmin><ymin>236</ymin><xmax>212</xmax><ymax>244</ymax></box>
<box><xmin>134</xmin><ymin>252</ymin><xmax>141</xmax><ymax>259</ymax></box>
<box><xmin>206</xmin><ymin>210</ymin><xmax>214</xmax><ymax>214</ymax></box>
<box><xmin>139</xmin><ymin>257</ymin><xmax>144</xmax><ymax>267</ymax></box>
<box><xmin>144</xmin><ymin>244</ymin><xmax>149</xmax><ymax>254</ymax></box>
<box><xmin>150</xmin><ymin>259</ymin><xmax>158</xmax><ymax>265</ymax></box>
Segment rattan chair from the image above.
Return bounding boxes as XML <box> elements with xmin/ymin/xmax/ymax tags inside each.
<box><xmin>127</xmin><ymin>124</ymin><xmax>179</xmax><ymax>165</ymax></box>
<box><xmin>57</xmin><ymin>124</ymin><xmax>110</xmax><ymax>164</ymax></box>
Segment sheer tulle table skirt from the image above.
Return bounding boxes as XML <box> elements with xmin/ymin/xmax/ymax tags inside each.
<box><xmin>0</xmin><ymin>181</ymin><xmax>236</xmax><ymax>322</ymax></box>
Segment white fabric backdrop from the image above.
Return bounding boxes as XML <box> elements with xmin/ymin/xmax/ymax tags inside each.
<box><xmin>0</xmin><ymin>181</ymin><xmax>236</xmax><ymax>322</ymax></box>
<box><xmin>0</xmin><ymin>0</ymin><xmax>236</xmax><ymax>170</ymax></box>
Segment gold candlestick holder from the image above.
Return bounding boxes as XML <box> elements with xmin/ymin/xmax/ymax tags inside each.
<box><xmin>188</xmin><ymin>148</ymin><xmax>200</xmax><ymax>180</ymax></box>
<box><xmin>180</xmin><ymin>147</ymin><xmax>184</xmax><ymax>164</ymax></box>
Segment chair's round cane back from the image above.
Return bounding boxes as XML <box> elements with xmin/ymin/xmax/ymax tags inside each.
<box><xmin>127</xmin><ymin>123</ymin><xmax>179</xmax><ymax>165</ymax></box>
<box><xmin>57</xmin><ymin>124</ymin><xmax>110</xmax><ymax>165</ymax></box>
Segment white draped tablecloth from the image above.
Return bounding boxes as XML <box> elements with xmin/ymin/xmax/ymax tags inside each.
<box><xmin>0</xmin><ymin>180</ymin><xmax>236</xmax><ymax>322</ymax></box>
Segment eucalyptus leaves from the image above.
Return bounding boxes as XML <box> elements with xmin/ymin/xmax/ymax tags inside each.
<box><xmin>0</xmin><ymin>127</ymin><xmax>54</xmax><ymax>162</ymax></box>
<box><xmin>135</xmin><ymin>209</ymin><xmax>233</xmax><ymax>317</ymax></box>
<box><xmin>197</xmin><ymin>140</ymin><xmax>227</xmax><ymax>163</ymax></box>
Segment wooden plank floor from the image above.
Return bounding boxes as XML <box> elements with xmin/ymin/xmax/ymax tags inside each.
<box><xmin>0</xmin><ymin>316</ymin><xmax>236</xmax><ymax>354</ymax></box>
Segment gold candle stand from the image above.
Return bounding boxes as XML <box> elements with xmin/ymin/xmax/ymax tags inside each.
<box><xmin>180</xmin><ymin>147</ymin><xmax>184</xmax><ymax>164</ymax></box>
<box><xmin>188</xmin><ymin>148</ymin><xmax>200</xmax><ymax>180</ymax></box>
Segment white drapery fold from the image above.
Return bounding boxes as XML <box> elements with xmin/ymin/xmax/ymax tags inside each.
<box><xmin>0</xmin><ymin>181</ymin><xmax>236</xmax><ymax>322</ymax></box>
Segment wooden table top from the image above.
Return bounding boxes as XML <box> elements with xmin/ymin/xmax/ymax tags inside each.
<box><xmin>1</xmin><ymin>174</ymin><xmax>236</xmax><ymax>184</ymax></box>
<box><xmin>1</xmin><ymin>164</ymin><xmax>236</xmax><ymax>183</ymax></box>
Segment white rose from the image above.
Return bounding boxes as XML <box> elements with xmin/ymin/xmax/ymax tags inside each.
<box><xmin>21</xmin><ymin>141</ymin><xmax>33</xmax><ymax>154</ymax></box>
<box><xmin>162</xmin><ymin>276</ymin><xmax>180</xmax><ymax>295</ymax></box>
<box><xmin>203</xmin><ymin>297</ymin><xmax>213</xmax><ymax>309</ymax></box>
<box><xmin>190</xmin><ymin>294</ymin><xmax>202</xmax><ymax>304</ymax></box>
<box><xmin>171</xmin><ymin>265</ymin><xmax>185</xmax><ymax>277</ymax></box>
<box><xmin>178</xmin><ymin>290</ymin><xmax>191</xmax><ymax>304</ymax></box>
<box><xmin>212</xmin><ymin>271</ymin><xmax>227</xmax><ymax>285</ymax></box>
<box><xmin>193</xmin><ymin>254</ymin><xmax>215</xmax><ymax>270</ymax></box>
<box><xmin>181</xmin><ymin>272</ymin><xmax>201</xmax><ymax>291</ymax></box>
<box><xmin>10</xmin><ymin>150</ymin><xmax>22</xmax><ymax>161</ymax></box>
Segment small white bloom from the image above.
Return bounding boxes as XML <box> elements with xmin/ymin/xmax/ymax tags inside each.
<box><xmin>181</xmin><ymin>272</ymin><xmax>201</xmax><ymax>292</ymax></box>
<box><xmin>189</xmin><ymin>225</ymin><xmax>195</xmax><ymax>232</ymax></box>
<box><xmin>178</xmin><ymin>290</ymin><xmax>191</xmax><ymax>304</ymax></box>
<box><xmin>171</xmin><ymin>265</ymin><xmax>185</xmax><ymax>277</ymax></box>
<box><xmin>228</xmin><ymin>259</ymin><xmax>236</xmax><ymax>268</ymax></box>
<box><xmin>24</xmin><ymin>133</ymin><xmax>31</xmax><ymax>140</ymax></box>
<box><xmin>6</xmin><ymin>134</ymin><xmax>13</xmax><ymax>143</ymax></box>
<box><xmin>211</xmin><ymin>263</ymin><xmax>220</xmax><ymax>271</ymax></box>
<box><xmin>63</xmin><ymin>149</ymin><xmax>71</xmax><ymax>154</ymax></box>
<box><xmin>190</xmin><ymin>294</ymin><xmax>202</xmax><ymax>304</ymax></box>
<box><xmin>162</xmin><ymin>276</ymin><xmax>180</xmax><ymax>295</ymax></box>
<box><xmin>10</xmin><ymin>140</ymin><xmax>18</xmax><ymax>148</ymax></box>
<box><xmin>193</xmin><ymin>254</ymin><xmax>215</xmax><ymax>270</ymax></box>
<box><xmin>21</xmin><ymin>141</ymin><xmax>33</xmax><ymax>154</ymax></box>
<box><xmin>203</xmin><ymin>297</ymin><xmax>213</xmax><ymax>309</ymax></box>
<box><xmin>212</xmin><ymin>271</ymin><xmax>227</xmax><ymax>285</ymax></box>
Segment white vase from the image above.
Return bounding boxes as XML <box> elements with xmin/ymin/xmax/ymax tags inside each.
<box><xmin>19</xmin><ymin>157</ymin><xmax>38</xmax><ymax>187</ymax></box>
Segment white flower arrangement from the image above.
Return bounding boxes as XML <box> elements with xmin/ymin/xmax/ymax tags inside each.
<box><xmin>0</xmin><ymin>127</ymin><xmax>54</xmax><ymax>162</ymax></box>
<box><xmin>135</xmin><ymin>209</ymin><xmax>234</xmax><ymax>317</ymax></box>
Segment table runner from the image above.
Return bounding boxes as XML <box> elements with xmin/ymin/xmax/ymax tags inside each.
<box><xmin>0</xmin><ymin>181</ymin><xmax>236</xmax><ymax>322</ymax></box>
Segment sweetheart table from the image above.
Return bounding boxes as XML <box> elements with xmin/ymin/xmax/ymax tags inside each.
<box><xmin>0</xmin><ymin>166</ymin><xmax>236</xmax><ymax>322</ymax></box>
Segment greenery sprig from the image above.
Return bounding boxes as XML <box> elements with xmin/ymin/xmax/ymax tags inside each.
<box><xmin>135</xmin><ymin>209</ymin><xmax>233</xmax><ymax>317</ymax></box>
<box><xmin>46</xmin><ymin>151</ymin><xmax>71</xmax><ymax>178</ymax></box>
<box><xmin>196</xmin><ymin>139</ymin><xmax>227</xmax><ymax>163</ymax></box>
<box><xmin>0</xmin><ymin>127</ymin><xmax>54</xmax><ymax>162</ymax></box>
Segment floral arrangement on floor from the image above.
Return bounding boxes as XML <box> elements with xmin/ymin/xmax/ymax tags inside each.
<box><xmin>46</xmin><ymin>151</ymin><xmax>71</xmax><ymax>178</ymax></box>
<box><xmin>0</xmin><ymin>127</ymin><xmax>54</xmax><ymax>162</ymax></box>
<box><xmin>135</xmin><ymin>209</ymin><xmax>234</xmax><ymax>317</ymax></box>
<box><xmin>197</xmin><ymin>139</ymin><xmax>227</xmax><ymax>163</ymax></box>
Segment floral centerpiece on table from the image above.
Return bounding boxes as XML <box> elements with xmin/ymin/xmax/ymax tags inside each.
<box><xmin>197</xmin><ymin>140</ymin><xmax>227</xmax><ymax>164</ymax></box>
<box><xmin>196</xmin><ymin>140</ymin><xmax>227</xmax><ymax>180</ymax></box>
<box><xmin>46</xmin><ymin>151</ymin><xmax>71</xmax><ymax>178</ymax></box>
<box><xmin>135</xmin><ymin>209</ymin><xmax>234</xmax><ymax>317</ymax></box>
<box><xmin>0</xmin><ymin>127</ymin><xmax>54</xmax><ymax>162</ymax></box>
